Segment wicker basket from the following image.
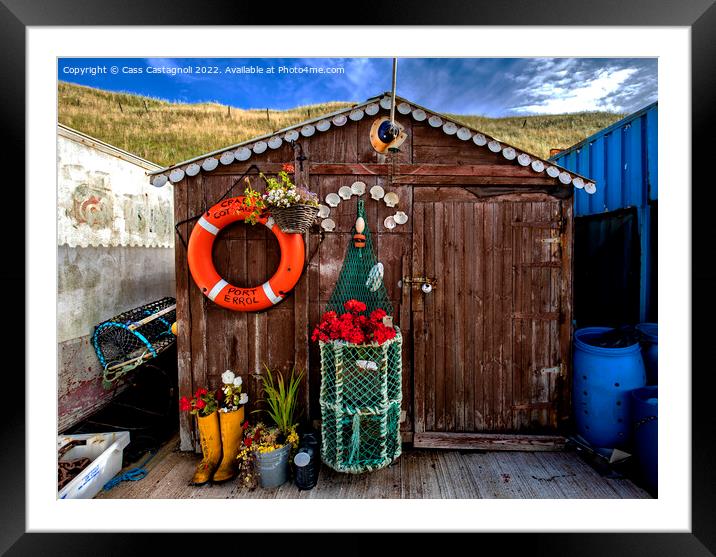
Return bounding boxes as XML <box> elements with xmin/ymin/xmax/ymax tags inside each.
<box><xmin>270</xmin><ymin>204</ymin><xmax>319</xmax><ymax>234</ymax></box>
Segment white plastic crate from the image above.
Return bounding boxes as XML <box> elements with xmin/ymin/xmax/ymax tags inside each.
<box><xmin>58</xmin><ymin>431</ymin><xmax>130</xmax><ymax>499</ymax></box>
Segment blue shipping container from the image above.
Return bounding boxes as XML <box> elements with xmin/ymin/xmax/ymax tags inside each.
<box><xmin>551</xmin><ymin>103</ymin><xmax>657</xmax><ymax>323</ymax></box>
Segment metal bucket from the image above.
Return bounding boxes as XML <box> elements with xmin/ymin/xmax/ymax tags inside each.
<box><xmin>255</xmin><ymin>443</ymin><xmax>291</xmax><ymax>488</ymax></box>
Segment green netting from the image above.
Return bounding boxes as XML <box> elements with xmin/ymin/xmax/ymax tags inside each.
<box><xmin>325</xmin><ymin>199</ymin><xmax>393</xmax><ymax>316</ymax></box>
<box><xmin>319</xmin><ymin>199</ymin><xmax>402</xmax><ymax>474</ymax></box>
<box><xmin>319</xmin><ymin>332</ymin><xmax>403</xmax><ymax>473</ymax></box>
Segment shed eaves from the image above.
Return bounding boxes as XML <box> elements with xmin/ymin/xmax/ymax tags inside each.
<box><xmin>147</xmin><ymin>93</ymin><xmax>597</xmax><ymax>193</ymax></box>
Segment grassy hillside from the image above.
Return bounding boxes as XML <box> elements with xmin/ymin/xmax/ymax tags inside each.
<box><xmin>58</xmin><ymin>82</ymin><xmax>623</xmax><ymax>167</ymax></box>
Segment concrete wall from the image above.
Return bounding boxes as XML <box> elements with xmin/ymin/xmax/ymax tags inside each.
<box><xmin>57</xmin><ymin>126</ymin><xmax>175</xmax><ymax>432</ymax></box>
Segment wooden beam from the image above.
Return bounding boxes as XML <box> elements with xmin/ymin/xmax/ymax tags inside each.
<box><xmin>413</xmin><ymin>432</ymin><xmax>566</xmax><ymax>451</ymax></box>
<box><xmin>396</xmin><ymin>176</ymin><xmax>558</xmax><ymax>186</ymax></box>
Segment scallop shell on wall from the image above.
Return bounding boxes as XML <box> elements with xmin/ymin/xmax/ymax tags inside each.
<box><xmin>531</xmin><ymin>160</ymin><xmax>545</xmax><ymax>173</ymax></box>
<box><xmin>185</xmin><ymin>163</ymin><xmax>201</xmax><ymax>176</ymax></box>
<box><xmin>412</xmin><ymin>109</ymin><xmax>427</xmax><ymax>121</ymax></box>
<box><xmin>394</xmin><ymin>211</ymin><xmax>408</xmax><ymax>225</ymax></box>
<box><xmin>325</xmin><ymin>193</ymin><xmax>341</xmax><ymax>207</ymax></box>
<box><xmin>338</xmin><ymin>186</ymin><xmax>353</xmax><ymax>200</ymax></box>
<box><xmin>365</xmin><ymin>103</ymin><xmax>380</xmax><ymax>116</ymax></box>
<box><xmin>317</xmin><ymin>205</ymin><xmax>330</xmax><ymax>218</ymax></box>
<box><xmin>349</xmin><ymin>109</ymin><xmax>364</xmax><ymax>121</ymax></box>
<box><xmin>235</xmin><ymin>147</ymin><xmax>251</xmax><ymax>161</ymax></box>
<box><xmin>284</xmin><ymin>130</ymin><xmax>299</xmax><ymax>142</ymax></box>
<box><xmin>370</xmin><ymin>185</ymin><xmax>385</xmax><ymax>200</ymax></box>
<box><xmin>384</xmin><ymin>192</ymin><xmax>399</xmax><ymax>207</ymax></box>
<box><xmin>201</xmin><ymin>157</ymin><xmax>219</xmax><ymax>172</ymax></box>
<box><xmin>268</xmin><ymin>136</ymin><xmax>283</xmax><ymax>149</ymax></box>
<box><xmin>321</xmin><ymin>218</ymin><xmax>336</xmax><ymax>231</ymax></box>
<box><xmin>457</xmin><ymin>127</ymin><xmax>472</xmax><ymax>141</ymax></box>
<box><xmin>253</xmin><ymin>141</ymin><xmax>268</xmax><ymax>154</ymax></box>
<box><xmin>428</xmin><ymin>115</ymin><xmax>443</xmax><ymax>128</ymax></box>
<box><xmin>384</xmin><ymin>216</ymin><xmax>396</xmax><ymax>230</ymax></box>
<box><xmin>351</xmin><ymin>181</ymin><xmax>366</xmax><ymax>195</ymax></box>
<box><xmin>219</xmin><ymin>151</ymin><xmax>235</xmax><ymax>165</ymax></box>
<box><xmin>397</xmin><ymin>102</ymin><xmax>412</xmax><ymax>114</ymax></box>
<box><xmin>442</xmin><ymin>121</ymin><xmax>458</xmax><ymax>135</ymax></box>
<box><xmin>332</xmin><ymin>114</ymin><xmax>347</xmax><ymax>127</ymax></box>
<box><xmin>584</xmin><ymin>182</ymin><xmax>597</xmax><ymax>194</ymax></box>
<box><xmin>316</xmin><ymin>120</ymin><xmax>331</xmax><ymax>132</ymax></box>
<box><xmin>473</xmin><ymin>133</ymin><xmax>487</xmax><ymax>146</ymax></box>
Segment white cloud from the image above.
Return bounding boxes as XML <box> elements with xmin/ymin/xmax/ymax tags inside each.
<box><xmin>510</xmin><ymin>67</ymin><xmax>639</xmax><ymax>114</ymax></box>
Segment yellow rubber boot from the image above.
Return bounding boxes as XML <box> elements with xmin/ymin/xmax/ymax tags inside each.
<box><xmin>191</xmin><ymin>411</ymin><xmax>222</xmax><ymax>486</ymax></box>
<box><xmin>212</xmin><ymin>407</ymin><xmax>245</xmax><ymax>483</ymax></box>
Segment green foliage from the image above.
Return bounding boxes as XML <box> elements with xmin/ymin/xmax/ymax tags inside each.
<box><xmin>255</xmin><ymin>364</ymin><xmax>305</xmax><ymax>436</ymax></box>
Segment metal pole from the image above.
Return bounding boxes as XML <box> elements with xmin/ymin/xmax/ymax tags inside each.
<box><xmin>390</xmin><ymin>57</ymin><xmax>397</xmax><ymax>125</ymax></box>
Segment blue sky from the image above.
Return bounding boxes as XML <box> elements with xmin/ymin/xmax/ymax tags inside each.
<box><xmin>58</xmin><ymin>57</ymin><xmax>657</xmax><ymax>117</ymax></box>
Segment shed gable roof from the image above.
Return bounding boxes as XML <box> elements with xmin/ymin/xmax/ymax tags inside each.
<box><xmin>148</xmin><ymin>93</ymin><xmax>596</xmax><ymax>193</ymax></box>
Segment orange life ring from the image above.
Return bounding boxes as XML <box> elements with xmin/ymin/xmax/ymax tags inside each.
<box><xmin>187</xmin><ymin>196</ymin><xmax>305</xmax><ymax>312</ymax></box>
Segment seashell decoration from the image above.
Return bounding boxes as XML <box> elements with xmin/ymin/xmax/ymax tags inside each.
<box><xmin>338</xmin><ymin>186</ymin><xmax>353</xmax><ymax>200</ymax></box>
<box><xmin>169</xmin><ymin>168</ymin><xmax>185</xmax><ymax>183</ymax></box>
<box><xmin>584</xmin><ymin>182</ymin><xmax>597</xmax><ymax>194</ymax></box>
<box><xmin>488</xmin><ymin>140</ymin><xmax>502</xmax><ymax>153</ymax></box>
<box><xmin>268</xmin><ymin>136</ymin><xmax>283</xmax><ymax>149</ymax></box>
<box><xmin>235</xmin><ymin>147</ymin><xmax>252</xmax><ymax>161</ymax></box>
<box><xmin>219</xmin><ymin>151</ymin><xmax>235</xmax><ymax>165</ymax></box>
<box><xmin>321</xmin><ymin>218</ymin><xmax>336</xmax><ymax>232</ymax></box>
<box><xmin>152</xmin><ymin>174</ymin><xmax>168</xmax><ymax>187</ymax></box>
<box><xmin>428</xmin><ymin>115</ymin><xmax>443</xmax><ymax>128</ymax></box>
<box><xmin>412</xmin><ymin>109</ymin><xmax>427</xmax><ymax>121</ymax></box>
<box><xmin>559</xmin><ymin>172</ymin><xmax>573</xmax><ymax>185</ymax></box>
<box><xmin>366</xmin><ymin>262</ymin><xmax>384</xmax><ymax>292</ymax></box>
<box><xmin>442</xmin><ymin>121</ymin><xmax>458</xmax><ymax>135</ymax></box>
<box><xmin>384</xmin><ymin>192</ymin><xmax>399</xmax><ymax>207</ymax></box>
<box><xmin>394</xmin><ymin>211</ymin><xmax>408</xmax><ymax>225</ymax></box>
<box><xmin>380</xmin><ymin>96</ymin><xmax>392</xmax><ymax>110</ymax></box>
<box><xmin>325</xmin><ymin>193</ymin><xmax>341</xmax><ymax>207</ymax></box>
<box><xmin>201</xmin><ymin>157</ymin><xmax>219</xmax><ymax>172</ymax></box>
<box><xmin>502</xmin><ymin>147</ymin><xmax>517</xmax><ymax>160</ymax></box>
<box><xmin>349</xmin><ymin>109</ymin><xmax>364</xmax><ymax>121</ymax></box>
<box><xmin>457</xmin><ymin>127</ymin><xmax>472</xmax><ymax>141</ymax></box>
<box><xmin>332</xmin><ymin>114</ymin><xmax>347</xmax><ymax>126</ymax></box>
<box><xmin>384</xmin><ymin>216</ymin><xmax>396</xmax><ymax>230</ymax></box>
<box><xmin>253</xmin><ymin>141</ymin><xmax>268</xmax><ymax>154</ymax></box>
<box><xmin>365</xmin><ymin>103</ymin><xmax>380</xmax><ymax>116</ymax></box>
<box><xmin>370</xmin><ymin>185</ymin><xmax>385</xmax><ymax>200</ymax></box>
<box><xmin>301</xmin><ymin>125</ymin><xmax>315</xmax><ymax>137</ymax></box>
<box><xmin>351</xmin><ymin>181</ymin><xmax>366</xmax><ymax>195</ymax></box>
<box><xmin>284</xmin><ymin>130</ymin><xmax>299</xmax><ymax>142</ymax></box>
<box><xmin>397</xmin><ymin>102</ymin><xmax>411</xmax><ymax>114</ymax></box>
<box><xmin>517</xmin><ymin>153</ymin><xmax>531</xmax><ymax>166</ymax></box>
<box><xmin>572</xmin><ymin>177</ymin><xmax>585</xmax><ymax>189</ymax></box>
<box><xmin>185</xmin><ymin>163</ymin><xmax>201</xmax><ymax>177</ymax></box>
<box><xmin>531</xmin><ymin>160</ymin><xmax>545</xmax><ymax>173</ymax></box>
<box><xmin>317</xmin><ymin>205</ymin><xmax>330</xmax><ymax>219</ymax></box>
<box><xmin>473</xmin><ymin>133</ymin><xmax>487</xmax><ymax>146</ymax></box>
<box><xmin>546</xmin><ymin>166</ymin><xmax>560</xmax><ymax>178</ymax></box>
<box><xmin>316</xmin><ymin>120</ymin><xmax>331</xmax><ymax>132</ymax></box>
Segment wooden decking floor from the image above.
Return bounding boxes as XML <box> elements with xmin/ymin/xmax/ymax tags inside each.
<box><xmin>97</xmin><ymin>435</ymin><xmax>651</xmax><ymax>499</ymax></box>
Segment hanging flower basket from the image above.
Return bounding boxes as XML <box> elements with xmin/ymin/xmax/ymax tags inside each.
<box><xmin>270</xmin><ymin>204</ymin><xmax>319</xmax><ymax>234</ymax></box>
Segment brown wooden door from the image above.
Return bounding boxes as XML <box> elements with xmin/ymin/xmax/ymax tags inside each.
<box><xmin>411</xmin><ymin>187</ymin><xmax>571</xmax><ymax>449</ymax></box>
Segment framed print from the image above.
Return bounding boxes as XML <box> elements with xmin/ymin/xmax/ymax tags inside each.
<box><xmin>6</xmin><ymin>0</ymin><xmax>715</xmax><ymax>554</ymax></box>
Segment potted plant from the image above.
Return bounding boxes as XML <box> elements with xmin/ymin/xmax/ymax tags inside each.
<box><xmin>179</xmin><ymin>387</ymin><xmax>220</xmax><ymax>486</ymax></box>
<box><xmin>236</xmin><ymin>365</ymin><xmax>304</xmax><ymax>489</ymax></box>
<box><xmin>212</xmin><ymin>369</ymin><xmax>249</xmax><ymax>483</ymax></box>
<box><xmin>243</xmin><ymin>163</ymin><xmax>319</xmax><ymax>233</ymax></box>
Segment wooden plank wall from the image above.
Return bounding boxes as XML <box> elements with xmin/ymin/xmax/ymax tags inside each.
<box><xmin>173</xmin><ymin>110</ymin><xmax>572</xmax><ymax>450</ymax></box>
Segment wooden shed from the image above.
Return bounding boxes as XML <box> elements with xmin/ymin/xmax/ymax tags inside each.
<box><xmin>152</xmin><ymin>94</ymin><xmax>593</xmax><ymax>452</ymax></box>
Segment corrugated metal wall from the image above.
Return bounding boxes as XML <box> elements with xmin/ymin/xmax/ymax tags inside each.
<box><xmin>550</xmin><ymin>102</ymin><xmax>657</xmax><ymax>216</ymax></box>
<box><xmin>550</xmin><ymin>102</ymin><xmax>657</xmax><ymax>324</ymax></box>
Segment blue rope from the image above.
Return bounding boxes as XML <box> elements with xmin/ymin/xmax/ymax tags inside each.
<box><xmin>102</xmin><ymin>450</ymin><xmax>157</xmax><ymax>492</ymax></box>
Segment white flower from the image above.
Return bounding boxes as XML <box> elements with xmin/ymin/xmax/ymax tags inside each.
<box><xmin>239</xmin><ymin>393</ymin><xmax>248</xmax><ymax>405</ymax></box>
<box><xmin>233</xmin><ymin>376</ymin><xmax>243</xmax><ymax>387</ymax></box>
<box><xmin>221</xmin><ymin>370</ymin><xmax>235</xmax><ymax>385</ymax></box>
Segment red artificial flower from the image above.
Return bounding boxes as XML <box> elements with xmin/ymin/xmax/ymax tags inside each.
<box><xmin>282</xmin><ymin>163</ymin><xmax>295</xmax><ymax>173</ymax></box>
<box><xmin>195</xmin><ymin>398</ymin><xmax>207</xmax><ymax>410</ymax></box>
<box><xmin>244</xmin><ymin>437</ymin><xmax>252</xmax><ymax>447</ymax></box>
<box><xmin>195</xmin><ymin>387</ymin><xmax>208</xmax><ymax>397</ymax></box>
<box><xmin>344</xmin><ymin>299</ymin><xmax>367</xmax><ymax>314</ymax></box>
<box><xmin>179</xmin><ymin>396</ymin><xmax>191</xmax><ymax>412</ymax></box>
<box><xmin>369</xmin><ymin>308</ymin><xmax>387</xmax><ymax>322</ymax></box>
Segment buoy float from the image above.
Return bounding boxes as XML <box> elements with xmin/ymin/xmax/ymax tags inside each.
<box><xmin>171</xmin><ymin>322</ymin><xmax>178</xmax><ymax>336</ymax></box>
<box><xmin>187</xmin><ymin>196</ymin><xmax>305</xmax><ymax>312</ymax></box>
<box><xmin>353</xmin><ymin>216</ymin><xmax>366</xmax><ymax>248</ymax></box>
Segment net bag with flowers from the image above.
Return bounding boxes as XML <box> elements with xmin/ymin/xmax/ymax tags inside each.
<box><xmin>314</xmin><ymin>200</ymin><xmax>402</xmax><ymax>473</ymax></box>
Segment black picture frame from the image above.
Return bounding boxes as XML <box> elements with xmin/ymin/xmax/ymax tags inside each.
<box><xmin>5</xmin><ymin>1</ymin><xmax>714</xmax><ymax>554</ymax></box>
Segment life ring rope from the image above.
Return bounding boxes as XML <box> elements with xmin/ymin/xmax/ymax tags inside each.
<box><xmin>187</xmin><ymin>196</ymin><xmax>305</xmax><ymax>312</ymax></box>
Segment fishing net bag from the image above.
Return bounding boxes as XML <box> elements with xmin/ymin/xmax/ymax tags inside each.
<box><xmin>318</xmin><ymin>199</ymin><xmax>402</xmax><ymax>473</ymax></box>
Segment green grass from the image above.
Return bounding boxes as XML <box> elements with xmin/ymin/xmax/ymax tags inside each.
<box><xmin>58</xmin><ymin>81</ymin><xmax>624</xmax><ymax>166</ymax></box>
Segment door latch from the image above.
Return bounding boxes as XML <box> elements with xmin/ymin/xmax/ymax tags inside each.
<box><xmin>399</xmin><ymin>276</ymin><xmax>437</xmax><ymax>291</ymax></box>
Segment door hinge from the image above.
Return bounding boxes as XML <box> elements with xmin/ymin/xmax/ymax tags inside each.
<box><xmin>540</xmin><ymin>363</ymin><xmax>566</xmax><ymax>378</ymax></box>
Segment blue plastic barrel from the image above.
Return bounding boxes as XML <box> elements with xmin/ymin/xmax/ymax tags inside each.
<box><xmin>573</xmin><ymin>327</ymin><xmax>647</xmax><ymax>449</ymax></box>
<box><xmin>635</xmin><ymin>323</ymin><xmax>658</xmax><ymax>385</ymax></box>
<box><xmin>631</xmin><ymin>386</ymin><xmax>658</xmax><ymax>494</ymax></box>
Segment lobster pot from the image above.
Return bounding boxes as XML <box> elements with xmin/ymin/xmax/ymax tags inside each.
<box><xmin>319</xmin><ymin>330</ymin><xmax>402</xmax><ymax>473</ymax></box>
<box><xmin>92</xmin><ymin>297</ymin><xmax>177</xmax><ymax>388</ymax></box>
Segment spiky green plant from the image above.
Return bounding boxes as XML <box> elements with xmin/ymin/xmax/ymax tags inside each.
<box><xmin>255</xmin><ymin>364</ymin><xmax>305</xmax><ymax>436</ymax></box>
